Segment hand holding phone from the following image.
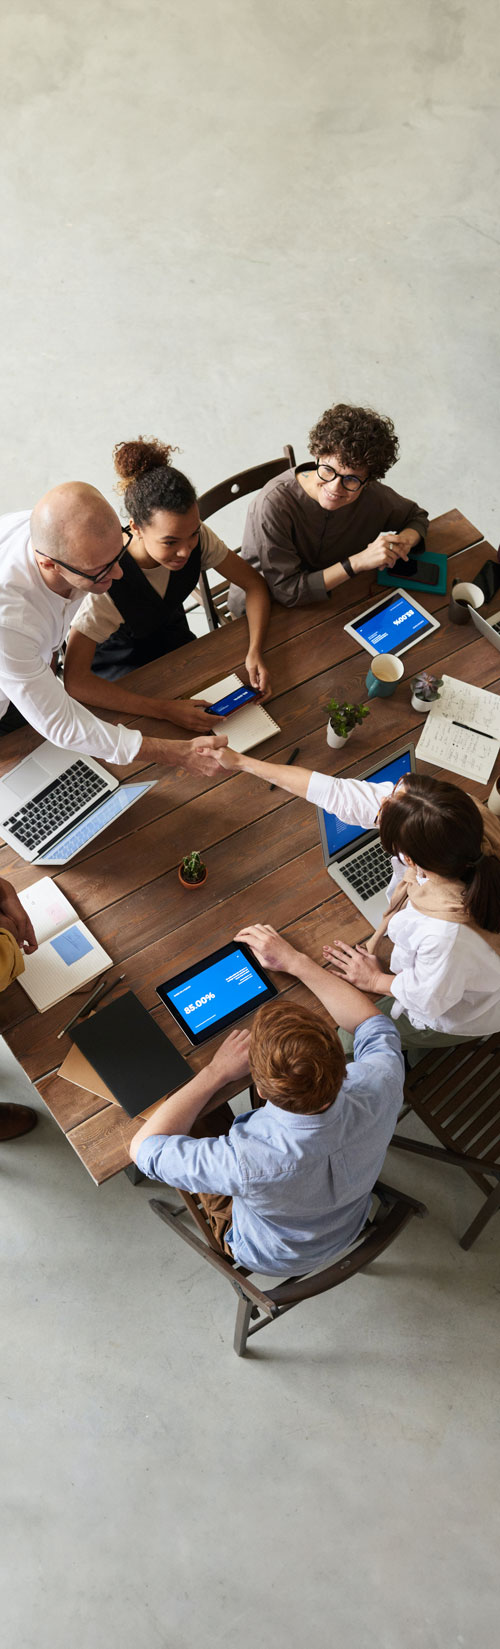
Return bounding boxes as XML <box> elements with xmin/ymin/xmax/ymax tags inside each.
<box><xmin>205</xmin><ymin>685</ymin><xmax>258</xmax><ymax>718</ymax></box>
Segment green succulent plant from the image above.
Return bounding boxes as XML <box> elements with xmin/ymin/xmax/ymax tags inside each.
<box><xmin>326</xmin><ymin>698</ymin><xmax>369</xmax><ymax>738</ymax></box>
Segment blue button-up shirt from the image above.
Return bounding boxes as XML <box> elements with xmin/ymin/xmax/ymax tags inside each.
<box><xmin>136</xmin><ymin>1017</ymin><xmax>404</xmax><ymax>1275</ymax></box>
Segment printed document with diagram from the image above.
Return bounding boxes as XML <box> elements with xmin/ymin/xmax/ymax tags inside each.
<box><xmin>16</xmin><ymin>877</ymin><xmax>112</xmax><ymax>1011</ymax></box>
<box><xmin>191</xmin><ymin>674</ymin><xmax>279</xmax><ymax>752</ymax></box>
<box><xmin>416</xmin><ymin>675</ymin><xmax>500</xmax><ymax>784</ymax></box>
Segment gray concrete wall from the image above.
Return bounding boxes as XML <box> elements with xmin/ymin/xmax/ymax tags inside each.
<box><xmin>2</xmin><ymin>1</ymin><xmax>499</xmax><ymax>537</ymax></box>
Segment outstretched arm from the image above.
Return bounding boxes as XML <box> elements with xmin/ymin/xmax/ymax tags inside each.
<box><xmin>235</xmin><ymin>924</ymin><xmax>381</xmax><ymax>1033</ymax></box>
<box><xmin>64</xmin><ymin>628</ymin><xmax>223</xmax><ymax>734</ymax></box>
<box><xmin>218</xmin><ymin>550</ymin><xmax>272</xmax><ymax>699</ymax></box>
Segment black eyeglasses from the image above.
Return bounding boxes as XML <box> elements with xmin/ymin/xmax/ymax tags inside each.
<box><xmin>315</xmin><ymin>461</ymin><xmax>366</xmax><ymax>493</ymax></box>
<box><xmin>37</xmin><ymin>527</ymin><xmax>133</xmax><ymax>584</ymax></box>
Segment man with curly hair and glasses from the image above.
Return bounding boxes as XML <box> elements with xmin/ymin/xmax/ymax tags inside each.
<box><xmin>228</xmin><ymin>403</ymin><xmax>428</xmax><ymax>611</ymax></box>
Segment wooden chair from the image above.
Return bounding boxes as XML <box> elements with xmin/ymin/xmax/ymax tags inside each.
<box><xmin>196</xmin><ymin>444</ymin><xmax>296</xmax><ymax>629</ymax></box>
<box><xmin>150</xmin><ymin>1180</ymin><xmax>427</xmax><ymax>1357</ymax></box>
<box><xmin>391</xmin><ymin>1034</ymin><xmax>500</xmax><ymax>1249</ymax></box>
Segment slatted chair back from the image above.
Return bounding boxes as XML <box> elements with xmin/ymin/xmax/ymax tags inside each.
<box><xmin>150</xmin><ymin>1180</ymin><xmax>426</xmax><ymax>1357</ymax></box>
<box><xmin>391</xmin><ymin>1034</ymin><xmax>500</xmax><ymax>1249</ymax></box>
<box><xmin>196</xmin><ymin>444</ymin><xmax>296</xmax><ymax>628</ymax></box>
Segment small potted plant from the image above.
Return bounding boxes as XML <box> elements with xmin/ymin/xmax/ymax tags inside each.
<box><xmin>178</xmin><ymin>849</ymin><xmax>207</xmax><ymax>889</ymax></box>
<box><xmin>410</xmin><ymin>671</ymin><xmax>443</xmax><ymax>714</ymax></box>
<box><xmin>326</xmin><ymin>697</ymin><xmax>369</xmax><ymax>750</ymax></box>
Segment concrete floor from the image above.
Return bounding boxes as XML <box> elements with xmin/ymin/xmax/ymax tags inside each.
<box><xmin>1</xmin><ymin>3</ymin><xmax>500</xmax><ymax>1645</ymax></box>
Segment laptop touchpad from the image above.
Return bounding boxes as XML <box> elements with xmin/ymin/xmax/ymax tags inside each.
<box><xmin>5</xmin><ymin>759</ymin><xmax>49</xmax><ymax>801</ymax></box>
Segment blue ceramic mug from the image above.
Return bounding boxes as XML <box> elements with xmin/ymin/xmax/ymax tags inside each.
<box><xmin>365</xmin><ymin>653</ymin><xmax>404</xmax><ymax>698</ymax></box>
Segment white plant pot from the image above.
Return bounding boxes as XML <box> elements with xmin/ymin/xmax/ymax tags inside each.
<box><xmin>411</xmin><ymin>692</ymin><xmax>436</xmax><ymax>713</ymax></box>
<box><xmin>327</xmin><ymin>723</ymin><xmax>350</xmax><ymax>749</ymax></box>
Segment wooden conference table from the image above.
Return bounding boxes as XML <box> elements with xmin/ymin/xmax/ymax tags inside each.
<box><xmin>1</xmin><ymin>508</ymin><xmax>499</xmax><ymax>1186</ymax></box>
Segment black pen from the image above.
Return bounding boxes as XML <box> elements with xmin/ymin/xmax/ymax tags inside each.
<box><xmin>269</xmin><ymin>747</ymin><xmax>300</xmax><ymax>792</ymax></box>
<box><xmin>57</xmin><ymin>973</ymin><xmax>126</xmax><ymax>1040</ymax></box>
<box><xmin>452</xmin><ymin>720</ymin><xmax>495</xmax><ymax>741</ymax></box>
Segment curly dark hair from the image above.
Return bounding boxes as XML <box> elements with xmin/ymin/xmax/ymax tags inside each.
<box><xmin>308</xmin><ymin>403</ymin><xmax>399</xmax><ymax>480</ymax></box>
<box><xmin>113</xmin><ymin>436</ymin><xmax>197</xmax><ymax>525</ymax></box>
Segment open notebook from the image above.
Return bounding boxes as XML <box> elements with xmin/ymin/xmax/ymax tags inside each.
<box><xmin>17</xmin><ymin>877</ymin><xmax>112</xmax><ymax>1012</ymax></box>
<box><xmin>192</xmin><ymin>674</ymin><xmax>279</xmax><ymax>752</ymax></box>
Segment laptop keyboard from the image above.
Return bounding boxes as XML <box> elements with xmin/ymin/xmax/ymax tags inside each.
<box><xmin>3</xmin><ymin>761</ymin><xmax>109</xmax><ymax>851</ymax></box>
<box><xmin>340</xmin><ymin>841</ymin><xmax>392</xmax><ymax>900</ymax></box>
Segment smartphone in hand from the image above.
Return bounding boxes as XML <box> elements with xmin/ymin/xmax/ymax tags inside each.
<box><xmin>206</xmin><ymin>685</ymin><xmax>259</xmax><ymax>718</ymax></box>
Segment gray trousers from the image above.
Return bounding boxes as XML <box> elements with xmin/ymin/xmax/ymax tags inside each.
<box><xmin>338</xmin><ymin>996</ymin><xmax>477</xmax><ymax>1066</ymax></box>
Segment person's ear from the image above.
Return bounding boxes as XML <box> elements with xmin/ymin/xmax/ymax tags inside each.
<box><xmin>402</xmin><ymin>854</ymin><xmax>416</xmax><ymax>867</ymax></box>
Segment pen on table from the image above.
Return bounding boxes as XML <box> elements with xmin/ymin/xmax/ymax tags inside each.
<box><xmin>269</xmin><ymin>748</ymin><xmax>300</xmax><ymax>792</ymax></box>
<box><xmin>452</xmin><ymin>720</ymin><xmax>495</xmax><ymax>740</ymax></box>
<box><xmin>57</xmin><ymin>974</ymin><xmax>126</xmax><ymax>1040</ymax></box>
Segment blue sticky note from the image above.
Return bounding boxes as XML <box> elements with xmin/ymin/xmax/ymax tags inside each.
<box><xmin>50</xmin><ymin>926</ymin><xmax>93</xmax><ymax>966</ymax></box>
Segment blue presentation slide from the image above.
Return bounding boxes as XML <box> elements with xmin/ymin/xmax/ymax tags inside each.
<box><xmin>168</xmin><ymin>949</ymin><xmax>267</xmax><ymax>1034</ymax></box>
<box><xmin>357</xmin><ymin>596</ymin><xmax>427</xmax><ymax>653</ymax></box>
<box><xmin>324</xmin><ymin>751</ymin><xmax>412</xmax><ymax>857</ymax></box>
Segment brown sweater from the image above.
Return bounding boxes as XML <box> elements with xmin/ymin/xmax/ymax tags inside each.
<box><xmin>230</xmin><ymin>465</ymin><xmax>428</xmax><ymax>609</ymax></box>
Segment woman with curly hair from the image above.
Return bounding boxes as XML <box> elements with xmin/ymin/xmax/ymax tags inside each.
<box><xmin>228</xmin><ymin>403</ymin><xmax>428</xmax><ymax>611</ymax></box>
<box><xmin>64</xmin><ymin>438</ymin><xmax>272</xmax><ymax>734</ymax></box>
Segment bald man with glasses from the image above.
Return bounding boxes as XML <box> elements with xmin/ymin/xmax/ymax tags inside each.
<box><xmin>0</xmin><ymin>484</ymin><xmax>226</xmax><ymax>777</ymax></box>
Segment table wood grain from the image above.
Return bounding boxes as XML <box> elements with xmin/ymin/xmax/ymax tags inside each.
<box><xmin>2</xmin><ymin>510</ymin><xmax>499</xmax><ymax>1184</ymax></box>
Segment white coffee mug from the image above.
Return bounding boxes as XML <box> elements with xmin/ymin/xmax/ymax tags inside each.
<box><xmin>487</xmin><ymin>777</ymin><xmax>500</xmax><ymax>816</ymax></box>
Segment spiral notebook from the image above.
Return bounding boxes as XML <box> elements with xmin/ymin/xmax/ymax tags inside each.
<box><xmin>192</xmin><ymin>674</ymin><xmax>279</xmax><ymax>752</ymax></box>
<box><xmin>17</xmin><ymin>877</ymin><xmax>112</xmax><ymax>1012</ymax></box>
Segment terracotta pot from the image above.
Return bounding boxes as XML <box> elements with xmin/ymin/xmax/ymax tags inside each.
<box><xmin>178</xmin><ymin>864</ymin><xmax>207</xmax><ymax>889</ymax></box>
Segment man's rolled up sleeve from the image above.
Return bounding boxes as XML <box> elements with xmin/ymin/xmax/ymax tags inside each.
<box><xmin>135</xmin><ymin>1130</ymin><xmax>245</xmax><ymax>1195</ymax></box>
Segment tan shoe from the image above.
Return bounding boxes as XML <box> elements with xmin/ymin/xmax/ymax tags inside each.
<box><xmin>0</xmin><ymin>1103</ymin><xmax>37</xmax><ymax>1141</ymax></box>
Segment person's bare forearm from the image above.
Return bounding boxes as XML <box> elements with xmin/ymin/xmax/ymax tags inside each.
<box><xmin>291</xmin><ymin>949</ymin><xmax>381</xmax><ymax>1031</ymax></box>
<box><xmin>130</xmin><ymin>1066</ymin><xmax>220</xmax><ymax>1159</ymax></box>
<box><xmin>65</xmin><ymin>666</ymin><xmax>179</xmax><ymax>723</ymax></box>
<box><xmin>228</xmin><ymin>749</ymin><xmax>313</xmax><ymax>799</ymax></box>
<box><xmin>244</xmin><ymin>576</ymin><xmax>271</xmax><ymax>652</ymax></box>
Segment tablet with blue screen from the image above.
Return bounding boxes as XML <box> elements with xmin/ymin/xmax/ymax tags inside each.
<box><xmin>156</xmin><ymin>942</ymin><xmax>278</xmax><ymax>1046</ymax></box>
<box><xmin>344</xmin><ymin>587</ymin><xmax>439</xmax><ymax>656</ymax></box>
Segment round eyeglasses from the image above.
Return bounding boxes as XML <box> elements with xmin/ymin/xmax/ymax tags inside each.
<box><xmin>315</xmin><ymin>461</ymin><xmax>366</xmax><ymax>493</ymax></box>
<box><xmin>36</xmin><ymin>526</ymin><xmax>134</xmax><ymax>584</ymax></box>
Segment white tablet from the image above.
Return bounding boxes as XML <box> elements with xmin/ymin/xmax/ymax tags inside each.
<box><xmin>344</xmin><ymin>588</ymin><xmax>440</xmax><ymax>657</ymax></box>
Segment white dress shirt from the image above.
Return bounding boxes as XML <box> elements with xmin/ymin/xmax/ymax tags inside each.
<box><xmin>307</xmin><ymin>769</ymin><xmax>500</xmax><ymax>1036</ymax></box>
<box><xmin>0</xmin><ymin>512</ymin><xmax>142</xmax><ymax>765</ymax></box>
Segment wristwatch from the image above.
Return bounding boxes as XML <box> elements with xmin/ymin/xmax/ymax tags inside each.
<box><xmin>341</xmin><ymin>557</ymin><xmax>355</xmax><ymax>579</ymax></box>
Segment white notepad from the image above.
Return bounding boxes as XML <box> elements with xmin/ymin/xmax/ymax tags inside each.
<box><xmin>17</xmin><ymin>877</ymin><xmax>112</xmax><ymax>1012</ymax></box>
<box><xmin>416</xmin><ymin>675</ymin><xmax>500</xmax><ymax>784</ymax></box>
<box><xmin>192</xmin><ymin>674</ymin><xmax>279</xmax><ymax>753</ymax></box>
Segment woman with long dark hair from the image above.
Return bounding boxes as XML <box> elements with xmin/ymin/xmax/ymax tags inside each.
<box><xmin>64</xmin><ymin>437</ymin><xmax>272</xmax><ymax>733</ymax></box>
<box><xmin>211</xmin><ymin>745</ymin><xmax>500</xmax><ymax>1051</ymax></box>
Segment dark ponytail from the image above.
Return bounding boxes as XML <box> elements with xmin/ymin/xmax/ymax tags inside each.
<box><xmin>113</xmin><ymin>436</ymin><xmax>197</xmax><ymax>526</ymax></box>
<box><xmin>379</xmin><ymin>774</ymin><xmax>500</xmax><ymax>933</ymax></box>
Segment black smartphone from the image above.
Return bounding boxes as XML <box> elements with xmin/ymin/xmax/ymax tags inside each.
<box><xmin>391</xmin><ymin>555</ymin><xmax>440</xmax><ymax>587</ymax></box>
<box><xmin>472</xmin><ymin>560</ymin><xmax>500</xmax><ymax>603</ymax></box>
<box><xmin>205</xmin><ymin>684</ymin><xmax>258</xmax><ymax>717</ymax></box>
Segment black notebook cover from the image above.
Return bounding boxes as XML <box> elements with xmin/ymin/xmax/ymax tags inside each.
<box><xmin>71</xmin><ymin>990</ymin><xmax>192</xmax><ymax>1118</ymax></box>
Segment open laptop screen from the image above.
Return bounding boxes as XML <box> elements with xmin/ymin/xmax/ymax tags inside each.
<box><xmin>322</xmin><ymin>749</ymin><xmax>413</xmax><ymax>860</ymax></box>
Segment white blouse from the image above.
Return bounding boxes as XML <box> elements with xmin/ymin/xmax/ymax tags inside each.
<box><xmin>307</xmin><ymin>770</ymin><xmax>500</xmax><ymax>1036</ymax></box>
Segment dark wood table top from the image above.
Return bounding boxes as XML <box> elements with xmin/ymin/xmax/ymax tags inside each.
<box><xmin>2</xmin><ymin>508</ymin><xmax>499</xmax><ymax>1184</ymax></box>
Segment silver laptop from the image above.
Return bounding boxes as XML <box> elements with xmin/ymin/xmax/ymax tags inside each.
<box><xmin>470</xmin><ymin>606</ymin><xmax>500</xmax><ymax>653</ymax></box>
<box><xmin>0</xmin><ymin>744</ymin><xmax>118</xmax><ymax>862</ymax></box>
<box><xmin>317</xmin><ymin>743</ymin><xmax>416</xmax><ymax>927</ymax></box>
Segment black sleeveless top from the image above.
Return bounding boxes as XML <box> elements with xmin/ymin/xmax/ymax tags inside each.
<box><xmin>91</xmin><ymin>540</ymin><xmax>202</xmax><ymax>680</ymax></box>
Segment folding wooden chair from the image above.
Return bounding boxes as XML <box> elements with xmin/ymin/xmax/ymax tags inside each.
<box><xmin>196</xmin><ymin>444</ymin><xmax>296</xmax><ymax>628</ymax></box>
<box><xmin>150</xmin><ymin>1180</ymin><xmax>426</xmax><ymax>1357</ymax></box>
<box><xmin>391</xmin><ymin>1033</ymin><xmax>500</xmax><ymax>1249</ymax></box>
